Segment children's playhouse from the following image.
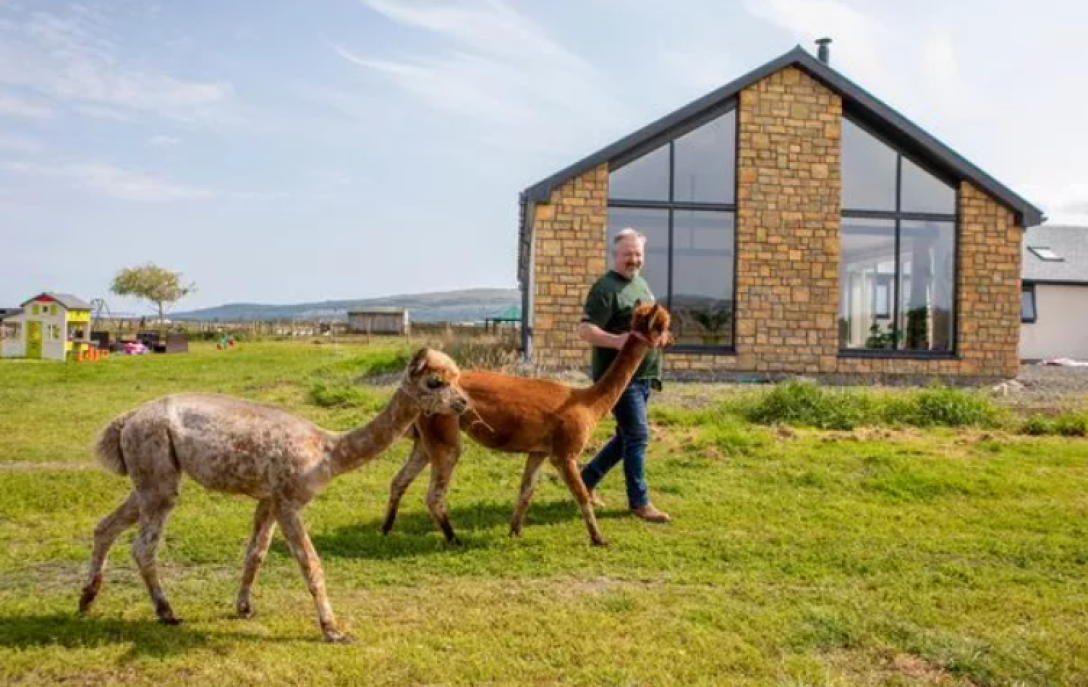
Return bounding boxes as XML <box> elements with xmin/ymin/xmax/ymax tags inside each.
<box><xmin>1</xmin><ymin>293</ymin><xmax>95</xmax><ymax>361</ymax></box>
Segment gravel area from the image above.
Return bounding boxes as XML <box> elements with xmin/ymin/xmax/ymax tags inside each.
<box><xmin>362</xmin><ymin>362</ymin><xmax>1088</xmax><ymax>413</ymax></box>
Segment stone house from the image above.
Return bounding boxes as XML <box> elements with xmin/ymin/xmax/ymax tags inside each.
<box><xmin>517</xmin><ymin>44</ymin><xmax>1044</xmax><ymax>382</ymax></box>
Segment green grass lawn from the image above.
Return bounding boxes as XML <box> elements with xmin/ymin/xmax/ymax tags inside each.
<box><xmin>1</xmin><ymin>342</ymin><xmax>1086</xmax><ymax>685</ymax></box>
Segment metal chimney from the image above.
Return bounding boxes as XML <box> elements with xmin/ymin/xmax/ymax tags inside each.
<box><xmin>816</xmin><ymin>37</ymin><xmax>832</xmax><ymax>64</ymax></box>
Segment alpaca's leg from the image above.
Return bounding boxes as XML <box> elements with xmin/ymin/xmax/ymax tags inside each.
<box><xmin>381</xmin><ymin>440</ymin><xmax>428</xmax><ymax>535</ymax></box>
<box><xmin>509</xmin><ymin>452</ymin><xmax>548</xmax><ymax>537</ymax></box>
<box><xmin>424</xmin><ymin>442</ymin><xmax>462</xmax><ymax>544</ymax></box>
<box><xmin>132</xmin><ymin>490</ymin><xmax>181</xmax><ymax>624</ymax></box>
<box><xmin>79</xmin><ymin>490</ymin><xmax>141</xmax><ymax>613</ymax></box>
<box><xmin>275</xmin><ymin>503</ymin><xmax>348</xmax><ymax>643</ymax></box>
<box><xmin>236</xmin><ymin>498</ymin><xmax>276</xmax><ymax>618</ymax></box>
<box><xmin>553</xmin><ymin>454</ymin><xmax>608</xmax><ymax>547</ymax></box>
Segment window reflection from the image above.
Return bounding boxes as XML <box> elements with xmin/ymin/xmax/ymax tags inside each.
<box><xmin>899</xmin><ymin>221</ymin><xmax>955</xmax><ymax>351</ymax></box>
<box><xmin>672</xmin><ymin>211</ymin><xmax>735</xmax><ymax>347</ymax></box>
<box><xmin>901</xmin><ymin>157</ymin><xmax>955</xmax><ymax>214</ymax></box>
<box><xmin>673</xmin><ymin>112</ymin><xmax>735</xmax><ymax>204</ymax></box>
<box><xmin>842</xmin><ymin>119</ymin><xmax>897</xmax><ymax>211</ymax></box>
<box><xmin>607</xmin><ymin>109</ymin><xmax>737</xmax><ymax>349</ymax></box>
<box><xmin>606</xmin><ymin>207</ymin><xmax>669</xmax><ymax>300</ymax></box>
<box><xmin>608</xmin><ymin>144</ymin><xmax>669</xmax><ymax>201</ymax></box>
<box><xmin>839</xmin><ymin>218</ymin><xmax>898</xmax><ymax>349</ymax></box>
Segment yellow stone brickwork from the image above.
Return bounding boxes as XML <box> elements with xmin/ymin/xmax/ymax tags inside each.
<box><xmin>528</xmin><ymin>66</ymin><xmax>1024</xmax><ymax>381</ymax></box>
<box><xmin>531</xmin><ymin>163</ymin><xmax>608</xmax><ymax>369</ymax></box>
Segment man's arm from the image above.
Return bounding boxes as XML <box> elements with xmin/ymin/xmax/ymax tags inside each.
<box><xmin>577</xmin><ymin>321</ymin><xmax>627</xmax><ymax>351</ymax></box>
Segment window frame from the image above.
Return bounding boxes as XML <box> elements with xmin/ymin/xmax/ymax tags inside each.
<box><xmin>607</xmin><ymin>102</ymin><xmax>739</xmax><ymax>354</ymax></box>
<box><xmin>839</xmin><ymin>115</ymin><xmax>960</xmax><ymax>358</ymax></box>
<box><xmin>1021</xmin><ymin>283</ymin><xmax>1037</xmax><ymax>324</ymax></box>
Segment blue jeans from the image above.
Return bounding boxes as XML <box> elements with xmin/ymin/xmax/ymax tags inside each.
<box><xmin>581</xmin><ymin>379</ymin><xmax>652</xmax><ymax>509</ymax></box>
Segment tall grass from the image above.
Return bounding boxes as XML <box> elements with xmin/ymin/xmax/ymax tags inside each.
<box><xmin>657</xmin><ymin>379</ymin><xmax>1011</xmax><ymax>431</ymax></box>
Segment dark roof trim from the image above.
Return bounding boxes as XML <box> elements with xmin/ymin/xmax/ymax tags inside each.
<box><xmin>1023</xmin><ymin>279</ymin><xmax>1088</xmax><ymax>287</ymax></box>
<box><xmin>520</xmin><ymin>46</ymin><xmax>1044</xmax><ymax>228</ymax></box>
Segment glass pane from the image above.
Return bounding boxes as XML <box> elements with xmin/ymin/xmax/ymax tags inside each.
<box><xmin>901</xmin><ymin>157</ymin><xmax>955</xmax><ymax>214</ymax></box>
<box><xmin>606</xmin><ymin>207</ymin><xmax>669</xmax><ymax>300</ymax></box>
<box><xmin>841</xmin><ymin>118</ymin><xmax>897</xmax><ymax>211</ymax></box>
<box><xmin>672</xmin><ymin>110</ymin><xmax>736</xmax><ymax>204</ymax></box>
<box><xmin>608</xmin><ymin>144</ymin><xmax>669</xmax><ymax>201</ymax></box>
<box><xmin>1021</xmin><ymin>287</ymin><xmax>1036</xmax><ymax>322</ymax></box>
<box><xmin>671</xmin><ymin>210</ymin><xmax>735</xmax><ymax>347</ymax></box>
<box><xmin>898</xmin><ymin>220</ymin><xmax>955</xmax><ymax>351</ymax></box>
<box><xmin>839</xmin><ymin>217</ymin><xmax>898</xmax><ymax>349</ymax></box>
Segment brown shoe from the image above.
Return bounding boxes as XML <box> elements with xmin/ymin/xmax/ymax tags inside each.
<box><xmin>631</xmin><ymin>504</ymin><xmax>671</xmax><ymax>523</ymax></box>
<box><xmin>588</xmin><ymin>490</ymin><xmax>606</xmax><ymax>509</ymax></box>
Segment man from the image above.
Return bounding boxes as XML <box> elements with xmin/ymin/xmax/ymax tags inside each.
<box><xmin>577</xmin><ymin>228</ymin><xmax>671</xmax><ymax>523</ymax></box>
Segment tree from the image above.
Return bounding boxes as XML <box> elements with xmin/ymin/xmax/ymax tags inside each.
<box><xmin>110</xmin><ymin>264</ymin><xmax>196</xmax><ymax>333</ymax></box>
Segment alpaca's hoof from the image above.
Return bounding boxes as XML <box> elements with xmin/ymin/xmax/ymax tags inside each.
<box><xmin>323</xmin><ymin>629</ymin><xmax>354</xmax><ymax>644</ymax></box>
<box><xmin>78</xmin><ymin>590</ymin><xmax>97</xmax><ymax>615</ymax></box>
<box><xmin>592</xmin><ymin>537</ymin><xmax>610</xmax><ymax>548</ymax></box>
<box><xmin>508</xmin><ymin>528</ymin><xmax>522</xmax><ymax>538</ymax></box>
<box><xmin>449</xmin><ymin>536</ymin><xmax>463</xmax><ymax>547</ymax></box>
<box><xmin>158</xmin><ymin>616</ymin><xmax>183</xmax><ymax>626</ymax></box>
<box><xmin>236</xmin><ymin>601</ymin><xmax>256</xmax><ymax>619</ymax></box>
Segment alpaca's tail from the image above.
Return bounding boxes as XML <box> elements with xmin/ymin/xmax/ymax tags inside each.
<box><xmin>94</xmin><ymin>411</ymin><xmax>134</xmax><ymax>475</ymax></box>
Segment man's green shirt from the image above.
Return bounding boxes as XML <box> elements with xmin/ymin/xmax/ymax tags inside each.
<box><xmin>581</xmin><ymin>270</ymin><xmax>662</xmax><ymax>382</ymax></box>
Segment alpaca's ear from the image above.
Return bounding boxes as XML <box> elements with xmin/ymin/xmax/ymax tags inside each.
<box><xmin>408</xmin><ymin>348</ymin><xmax>430</xmax><ymax>377</ymax></box>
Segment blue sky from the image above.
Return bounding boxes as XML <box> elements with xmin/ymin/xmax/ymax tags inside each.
<box><xmin>1</xmin><ymin>0</ymin><xmax>1085</xmax><ymax>313</ymax></box>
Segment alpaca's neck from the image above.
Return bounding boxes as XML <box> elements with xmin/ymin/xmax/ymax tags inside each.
<box><xmin>328</xmin><ymin>388</ymin><xmax>418</xmax><ymax>477</ymax></box>
<box><xmin>585</xmin><ymin>337</ymin><xmax>651</xmax><ymax>419</ymax></box>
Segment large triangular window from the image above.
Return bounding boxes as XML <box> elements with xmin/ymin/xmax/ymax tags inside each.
<box><xmin>607</xmin><ymin>109</ymin><xmax>737</xmax><ymax>350</ymax></box>
<box><xmin>839</xmin><ymin>116</ymin><xmax>958</xmax><ymax>354</ymax></box>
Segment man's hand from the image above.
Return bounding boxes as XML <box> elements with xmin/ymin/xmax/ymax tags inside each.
<box><xmin>578</xmin><ymin>322</ymin><xmax>628</xmax><ymax>350</ymax></box>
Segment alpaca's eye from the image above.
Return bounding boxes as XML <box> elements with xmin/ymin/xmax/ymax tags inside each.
<box><xmin>426</xmin><ymin>377</ymin><xmax>446</xmax><ymax>390</ymax></box>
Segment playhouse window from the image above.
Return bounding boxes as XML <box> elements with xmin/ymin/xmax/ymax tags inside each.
<box><xmin>48</xmin><ymin>324</ymin><xmax>61</xmax><ymax>340</ymax></box>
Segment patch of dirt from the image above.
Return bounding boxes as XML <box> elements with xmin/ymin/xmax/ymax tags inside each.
<box><xmin>825</xmin><ymin>649</ymin><xmax>979</xmax><ymax>686</ymax></box>
<box><xmin>0</xmin><ymin>461</ymin><xmax>98</xmax><ymax>471</ymax></box>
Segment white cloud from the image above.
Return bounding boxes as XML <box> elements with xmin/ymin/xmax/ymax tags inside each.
<box><xmin>75</xmin><ymin>104</ymin><xmax>132</xmax><ymax>122</ymax></box>
<box><xmin>659</xmin><ymin>48</ymin><xmax>741</xmax><ymax>94</ymax></box>
<box><xmin>0</xmin><ymin>133</ymin><xmax>40</xmax><ymax>153</ymax></box>
<box><xmin>921</xmin><ymin>28</ymin><xmax>977</xmax><ymax>119</ymax></box>
<box><xmin>741</xmin><ymin>0</ymin><xmax>906</xmax><ymax>105</ymax></box>
<box><xmin>0</xmin><ymin>6</ymin><xmax>235</xmax><ymax>124</ymax></box>
<box><xmin>0</xmin><ymin>91</ymin><xmax>56</xmax><ymax>119</ymax></box>
<box><xmin>4</xmin><ymin>161</ymin><xmax>214</xmax><ymax>202</ymax></box>
<box><xmin>334</xmin><ymin>0</ymin><xmax>623</xmax><ymax>148</ymax></box>
<box><xmin>1022</xmin><ymin>182</ymin><xmax>1088</xmax><ymax>227</ymax></box>
<box><xmin>147</xmin><ymin>134</ymin><xmax>181</xmax><ymax>147</ymax></box>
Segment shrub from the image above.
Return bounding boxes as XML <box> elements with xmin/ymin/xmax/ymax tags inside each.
<box><xmin>1021</xmin><ymin>411</ymin><xmax>1088</xmax><ymax>437</ymax></box>
<box><xmin>1053</xmin><ymin>412</ymin><xmax>1088</xmax><ymax>437</ymax></box>
<box><xmin>892</xmin><ymin>385</ymin><xmax>1004</xmax><ymax>428</ymax></box>
<box><xmin>440</xmin><ymin>337</ymin><xmax>521</xmax><ymax>372</ymax></box>
<box><xmin>743</xmin><ymin>379</ymin><xmax>872</xmax><ymax>430</ymax></box>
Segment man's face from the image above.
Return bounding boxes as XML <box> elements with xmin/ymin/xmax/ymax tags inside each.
<box><xmin>613</xmin><ymin>237</ymin><xmax>645</xmax><ymax>279</ymax></box>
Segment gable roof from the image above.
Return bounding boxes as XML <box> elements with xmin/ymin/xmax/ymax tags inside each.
<box><xmin>518</xmin><ymin>46</ymin><xmax>1045</xmax><ymax>286</ymax></box>
<box><xmin>1022</xmin><ymin>225</ymin><xmax>1088</xmax><ymax>284</ymax></box>
<box><xmin>20</xmin><ymin>292</ymin><xmax>92</xmax><ymax>310</ymax></box>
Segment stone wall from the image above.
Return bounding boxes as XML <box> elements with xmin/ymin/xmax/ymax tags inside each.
<box><xmin>530</xmin><ymin>163</ymin><xmax>608</xmax><ymax>370</ymax></box>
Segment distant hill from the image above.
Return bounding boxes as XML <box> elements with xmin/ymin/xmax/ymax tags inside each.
<box><xmin>171</xmin><ymin>288</ymin><xmax>520</xmax><ymax>323</ymax></box>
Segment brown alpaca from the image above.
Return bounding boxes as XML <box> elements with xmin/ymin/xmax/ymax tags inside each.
<box><xmin>79</xmin><ymin>348</ymin><xmax>468</xmax><ymax>642</ymax></box>
<box><xmin>381</xmin><ymin>303</ymin><xmax>671</xmax><ymax>547</ymax></box>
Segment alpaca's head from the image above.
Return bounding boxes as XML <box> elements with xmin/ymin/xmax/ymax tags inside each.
<box><xmin>631</xmin><ymin>302</ymin><xmax>672</xmax><ymax>347</ymax></box>
<box><xmin>402</xmin><ymin>348</ymin><xmax>470</xmax><ymax>416</ymax></box>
